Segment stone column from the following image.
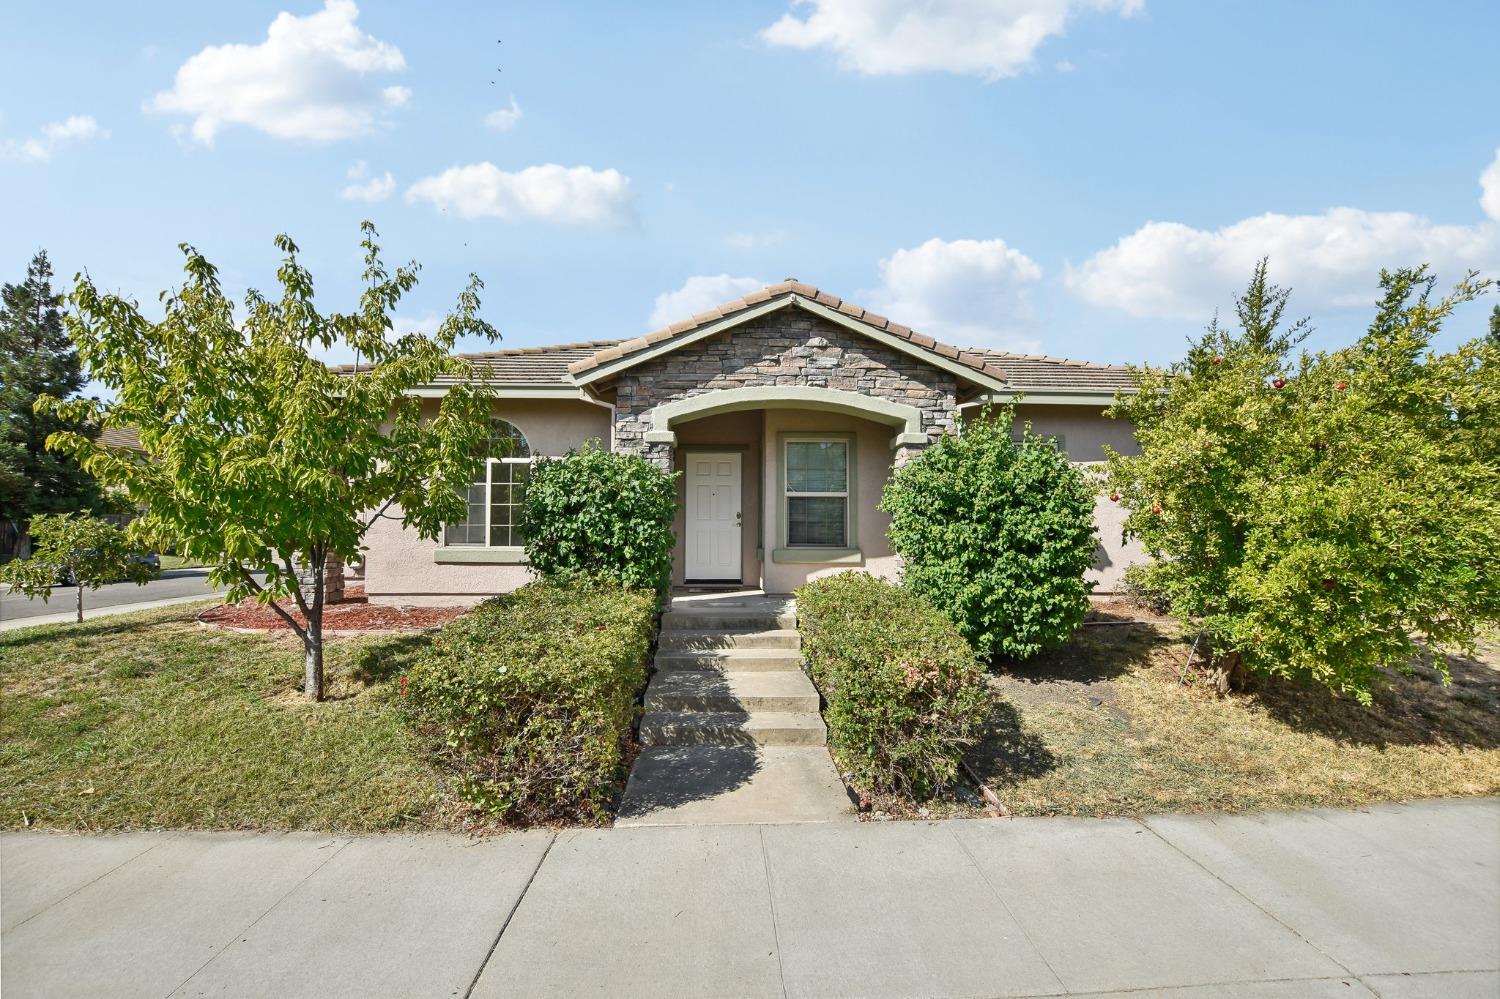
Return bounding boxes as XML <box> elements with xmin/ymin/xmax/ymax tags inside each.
<box><xmin>296</xmin><ymin>551</ymin><xmax>345</xmax><ymax>604</ymax></box>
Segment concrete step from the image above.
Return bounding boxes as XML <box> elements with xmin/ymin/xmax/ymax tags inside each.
<box><xmin>644</xmin><ymin>670</ymin><xmax>820</xmax><ymax>713</ymax></box>
<box><xmin>656</xmin><ymin>629</ymin><xmax>801</xmax><ymax>652</ymax></box>
<box><xmin>660</xmin><ymin>609</ymin><xmax>798</xmax><ymax>632</ymax></box>
<box><xmin>653</xmin><ymin>649</ymin><xmax>805</xmax><ymax>673</ymax></box>
<box><xmin>639</xmin><ymin>710</ymin><xmax>827</xmax><ymax>747</ymax></box>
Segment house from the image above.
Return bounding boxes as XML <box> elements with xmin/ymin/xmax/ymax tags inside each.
<box><xmin>362</xmin><ymin>280</ymin><xmax>1145</xmax><ymax>606</ymax></box>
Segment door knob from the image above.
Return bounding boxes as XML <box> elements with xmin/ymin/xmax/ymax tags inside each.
<box><xmin>735</xmin><ymin>512</ymin><xmax>742</xmax><ymax>526</ymax></box>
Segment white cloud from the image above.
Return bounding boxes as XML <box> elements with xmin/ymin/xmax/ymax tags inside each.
<box><xmin>867</xmin><ymin>237</ymin><xmax>1043</xmax><ymax>350</ymax></box>
<box><xmin>726</xmin><ymin>230</ymin><xmax>785</xmax><ymax>250</ymax></box>
<box><xmin>649</xmin><ymin>275</ymin><xmax>765</xmax><ymax>328</ymax></box>
<box><xmin>1067</xmin><ymin>208</ymin><xmax>1500</xmax><ymax>320</ymax></box>
<box><xmin>1482</xmin><ymin>147</ymin><xmax>1500</xmax><ymax>223</ymax></box>
<box><xmin>405</xmin><ymin>163</ymin><xmax>636</xmax><ymax>225</ymax></box>
<box><xmin>484</xmin><ymin>95</ymin><xmax>523</xmax><ymax>131</ymax></box>
<box><xmin>147</xmin><ymin>0</ymin><xmax>408</xmax><ymax>144</ymax></box>
<box><xmin>339</xmin><ymin>160</ymin><xmax>394</xmax><ymax>202</ymax></box>
<box><xmin>761</xmin><ymin>0</ymin><xmax>1141</xmax><ymax>80</ymax></box>
<box><xmin>0</xmin><ymin>115</ymin><xmax>107</xmax><ymax>162</ymax></box>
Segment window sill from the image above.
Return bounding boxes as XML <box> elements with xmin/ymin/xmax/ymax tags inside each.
<box><xmin>434</xmin><ymin>547</ymin><xmax>528</xmax><ymax>565</ymax></box>
<box><xmin>771</xmin><ymin>547</ymin><xmax>862</xmax><ymax>565</ymax></box>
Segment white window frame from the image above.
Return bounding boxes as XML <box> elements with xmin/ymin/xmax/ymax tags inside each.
<box><xmin>445</xmin><ymin>421</ymin><xmax>532</xmax><ymax>549</ymax></box>
<box><xmin>478</xmin><ymin>455</ymin><xmax>532</xmax><ymax>549</ymax></box>
<box><xmin>782</xmin><ymin>436</ymin><xmax>850</xmax><ymax>549</ymax></box>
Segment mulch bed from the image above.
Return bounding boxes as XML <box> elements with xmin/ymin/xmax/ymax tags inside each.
<box><xmin>198</xmin><ymin>586</ymin><xmax>466</xmax><ymax>634</ymax></box>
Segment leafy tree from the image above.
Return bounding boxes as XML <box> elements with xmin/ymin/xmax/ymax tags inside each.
<box><xmin>1489</xmin><ymin>303</ymin><xmax>1499</xmax><ymax>346</ymax></box>
<box><xmin>0</xmin><ymin>251</ymin><xmax>107</xmax><ymax>543</ymax></box>
<box><xmin>1107</xmin><ymin>260</ymin><xmax>1500</xmax><ymax>700</ymax></box>
<box><xmin>519</xmin><ymin>441</ymin><xmax>677</xmax><ymax>596</ymax></box>
<box><xmin>881</xmin><ymin>409</ymin><xmax>1099</xmax><ymax>661</ymax></box>
<box><xmin>0</xmin><ymin>513</ymin><xmax>155</xmax><ymax>622</ymax></box>
<box><xmin>43</xmin><ymin>224</ymin><xmax>498</xmax><ymax>700</ymax></box>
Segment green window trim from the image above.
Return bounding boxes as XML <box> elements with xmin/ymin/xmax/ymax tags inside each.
<box><xmin>434</xmin><ymin>546</ymin><xmax>529</xmax><ymax>565</ymax></box>
<box><xmin>771</xmin><ymin>546</ymin><xmax>862</xmax><ymax>565</ymax></box>
<box><xmin>776</xmin><ymin>432</ymin><xmax>857</xmax><ymax>552</ymax></box>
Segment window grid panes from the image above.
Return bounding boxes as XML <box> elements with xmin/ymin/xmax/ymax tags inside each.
<box><xmin>785</xmin><ymin>439</ymin><xmax>848</xmax><ymax>548</ymax></box>
<box><xmin>444</xmin><ymin>420</ymin><xmax>532</xmax><ymax>547</ymax></box>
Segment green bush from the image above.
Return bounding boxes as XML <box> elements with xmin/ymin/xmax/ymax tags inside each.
<box><xmin>1107</xmin><ymin>262</ymin><xmax>1500</xmax><ymax>700</ymax></box>
<box><xmin>880</xmin><ymin>409</ymin><xmax>1098</xmax><ymax>661</ymax></box>
<box><xmin>403</xmin><ymin>581</ymin><xmax>657</xmax><ymax>823</ymax></box>
<box><xmin>796</xmin><ymin>572</ymin><xmax>992</xmax><ymax>800</ymax></box>
<box><xmin>519</xmin><ymin>440</ymin><xmax>677</xmax><ymax>595</ymax></box>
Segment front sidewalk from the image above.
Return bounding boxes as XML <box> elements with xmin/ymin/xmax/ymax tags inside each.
<box><xmin>3</xmin><ymin>799</ymin><xmax>1496</xmax><ymax>998</ymax></box>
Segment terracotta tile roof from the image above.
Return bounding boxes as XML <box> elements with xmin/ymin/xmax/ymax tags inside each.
<box><xmin>567</xmin><ymin>280</ymin><xmax>1013</xmax><ymax>384</ymax></box>
<box><xmin>966</xmin><ymin>350</ymin><xmax>1135</xmax><ymax>394</ymax></box>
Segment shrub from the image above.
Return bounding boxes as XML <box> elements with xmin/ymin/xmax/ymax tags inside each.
<box><xmin>881</xmin><ymin>409</ymin><xmax>1098</xmax><ymax>661</ymax></box>
<box><xmin>1107</xmin><ymin>261</ymin><xmax>1500</xmax><ymax>700</ymax></box>
<box><xmin>796</xmin><ymin>572</ymin><xmax>992</xmax><ymax>800</ymax></box>
<box><xmin>403</xmin><ymin>581</ymin><xmax>657</xmax><ymax>823</ymax></box>
<box><xmin>519</xmin><ymin>440</ymin><xmax>677</xmax><ymax>596</ymax></box>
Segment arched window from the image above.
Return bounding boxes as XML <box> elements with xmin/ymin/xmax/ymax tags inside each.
<box><xmin>444</xmin><ymin>419</ymin><xmax>533</xmax><ymax>548</ymax></box>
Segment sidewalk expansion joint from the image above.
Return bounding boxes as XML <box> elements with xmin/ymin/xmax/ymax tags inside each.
<box><xmin>462</xmin><ymin>831</ymin><xmax>558</xmax><ymax>999</ymax></box>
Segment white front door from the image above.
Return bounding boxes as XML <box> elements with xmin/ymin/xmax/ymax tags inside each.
<box><xmin>685</xmin><ymin>452</ymin><xmax>742</xmax><ymax>581</ymax></box>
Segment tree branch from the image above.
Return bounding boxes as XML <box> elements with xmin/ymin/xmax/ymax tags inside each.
<box><xmin>277</xmin><ymin>553</ymin><xmax>314</xmax><ymax>620</ymax></box>
<box><xmin>235</xmin><ymin>564</ymin><xmax>307</xmax><ymax>641</ymax></box>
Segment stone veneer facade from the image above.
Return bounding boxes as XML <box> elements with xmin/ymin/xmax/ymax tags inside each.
<box><xmin>611</xmin><ymin>308</ymin><xmax>960</xmax><ymax>467</ymax></box>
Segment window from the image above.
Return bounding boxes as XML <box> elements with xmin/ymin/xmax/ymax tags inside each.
<box><xmin>784</xmin><ymin>438</ymin><xmax>848</xmax><ymax>548</ymax></box>
<box><xmin>444</xmin><ymin>420</ymin><xmax>531</xmax><ymax>547</ymax></box>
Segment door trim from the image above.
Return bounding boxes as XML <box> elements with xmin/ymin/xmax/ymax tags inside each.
<box><xmin>683</xmin><ymin>450</ymin><xmax>743</xmax><ymax>582</ymax></box>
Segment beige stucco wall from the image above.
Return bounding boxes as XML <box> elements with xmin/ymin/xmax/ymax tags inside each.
<box><xmin>967</xmin><ymin>401</ymin><xmax>1146</xmax><ymax>591</ymax></box>
<box><xmin>364</xmin><ymin>397</ymin><xmax>611</xmax><ymax>606</ymax></box>
<box><xmin>362</xmin><ymin>390</ymin><xmax>1149</xmax><ymax>604</ymax></box>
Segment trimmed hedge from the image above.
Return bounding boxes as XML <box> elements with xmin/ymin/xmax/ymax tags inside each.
<box><xmin>796</xmin><ymin>572</ymin><xmax>993</xmax><ymax>800</ymax></box>
<box><xmin>403</xmin><ymin>581</ymin><xmax>657</xmax><ymax>824</ymax></box>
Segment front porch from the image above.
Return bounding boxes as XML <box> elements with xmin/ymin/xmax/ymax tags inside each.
<box><xmin>659</xmin><ymin>403</ymin><xmax>912</xmax><ymax>593</ymax></box>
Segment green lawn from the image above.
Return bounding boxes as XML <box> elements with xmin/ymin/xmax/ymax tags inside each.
<box><xmin>0</xmin><ymin>604</ymin><xmax>446</xmax><ymax>831</ymax></box>
<box><xmin>157</xmin><ymin>554</ymin><xmax>207</xmax><ymax>570</ymax></box>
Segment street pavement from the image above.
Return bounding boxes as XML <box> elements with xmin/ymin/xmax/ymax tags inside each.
<box><xmin>2</xmin><ymin>798</ymin><xmax>1496</xmax><ymax>998</ymax></box>
<box><xmin>0</xmin><ymin>568</ymin><xmax>257</xmax><ymax>630</ymax></box>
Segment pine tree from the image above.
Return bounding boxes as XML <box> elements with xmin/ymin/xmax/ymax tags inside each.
<box><xmin>0</xmin><ymin>251</ymin><xmax>106</xmax><ymax>546</ymax></box>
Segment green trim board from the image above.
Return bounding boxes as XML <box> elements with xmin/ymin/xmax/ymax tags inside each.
<box><xmin>433</xmin><ymin>546</ymin><xmax>528</xmax><ymax>564</ymax></box>
<box><xmin>771</xmin><ymin>547</ymin><xmax>862</xmax><ymax>564</ymax></box>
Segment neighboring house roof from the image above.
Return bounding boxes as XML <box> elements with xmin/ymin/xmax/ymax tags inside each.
<box><xmin>98</xmin><ymin>426</ymin><xmax>143</xmax><ymax>451</ymax></box>
<box><xmin>567</xmin><ymin>280</ymin><xmax>1014</xmax><ymax>388</ymax></box>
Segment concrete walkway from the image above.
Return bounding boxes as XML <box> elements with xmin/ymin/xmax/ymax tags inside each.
<box><xmin>2</xmin><ymin>799</ymin><xmax>1496</xmax><ymax>998</ymax></box>
<box><xmin>619</xmin><ymin>590</ymin><xmax>852</xmax><ymax>826</ymax></box>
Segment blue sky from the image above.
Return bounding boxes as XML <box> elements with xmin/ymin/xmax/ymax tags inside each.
<box><xmin>4</xmin><ymin>0</ymin><xmax>1498</xmax><ymax>369</ymax></box>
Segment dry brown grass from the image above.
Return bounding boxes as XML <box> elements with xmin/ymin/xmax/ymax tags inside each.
<box><xmin>964</xmin><ymin>602</ymin><xmax>1500</xmax><ymax>817</ymax></box>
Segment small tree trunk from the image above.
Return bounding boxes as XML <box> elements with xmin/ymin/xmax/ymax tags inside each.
<box><xmin>75</xmin><ymin>583</ymin><xmax>84</xmax><ymax>624</ymax></box>
<box><xmin>303</xmin><ymin>553</ymin><xmax>326</xmax><ymax>701</ymax></box>
<box><xmin>1207</xmin><ymin>649</ymin><xmax>1246</xmax><ymax>696</ymax></box>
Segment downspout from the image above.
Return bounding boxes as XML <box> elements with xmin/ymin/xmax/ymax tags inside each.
<box><xmin>574</xmin><ymin>388</ymin><xmax>616</xmax><ymax>450</ymax></box>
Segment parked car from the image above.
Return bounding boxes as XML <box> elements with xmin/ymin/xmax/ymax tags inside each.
<box><xmin>58</xmin><ymin>551</ymin><xmax>161</xmax><ymax>586</ymax></box>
